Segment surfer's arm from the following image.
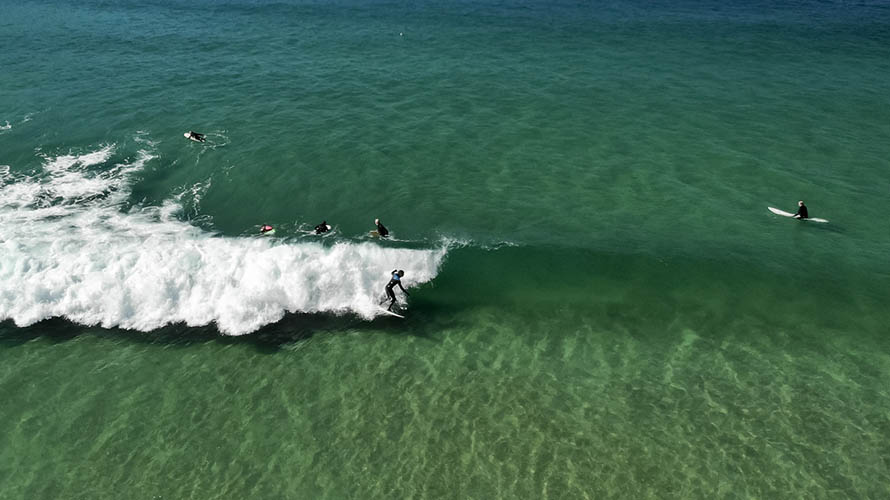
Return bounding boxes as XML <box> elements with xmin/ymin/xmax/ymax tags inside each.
<box><xmin>397</xmin><ymin>282</ymin><xmax>409</xmax><ymax>295</ymax></box>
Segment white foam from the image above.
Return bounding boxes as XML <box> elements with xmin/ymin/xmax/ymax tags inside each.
<box><xmin>0</xmin><ymin>144</ymin><xmax>448</xmax><ymax>335</ymax></box>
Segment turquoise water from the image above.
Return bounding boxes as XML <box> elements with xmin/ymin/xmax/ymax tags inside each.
<box><xmin>2</xmin><ymin>0</ymin><xmax>890</xmax><ymax>498</ymax></box>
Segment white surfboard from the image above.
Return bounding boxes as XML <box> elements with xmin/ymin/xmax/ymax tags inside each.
<box><xmin>768</xmin><ymin>206</ymin><xmax>828</xmax><ymax>223</ymax></box>
<box><xmin>377</xmin><ymin>308</ymin><xmax>404</xmax><ymax>318</ymax></box>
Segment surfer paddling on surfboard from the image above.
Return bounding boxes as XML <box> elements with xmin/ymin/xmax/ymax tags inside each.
<box><xmin>383</xmin><ymin>270</ymin><xmax>409</xmax><ymax>311</ymax></box>
<box><xmin>793</xmin><ymin>200</ymin><xmax>808</xmax><ymax>219</ymax></box>
<box><xmin>184</xmin><ymin>131</ymin><xmax>205</xmax><ymax>143</ymax></box>
<box><xmin>260</xmin><ymin>224</ymin><xmax>275</xmax><ymax>235</ymax></box>
<box><xmin>314</xmin><ymin>221</ymin><xmax>331</xmax><ymax>234</ymax></box>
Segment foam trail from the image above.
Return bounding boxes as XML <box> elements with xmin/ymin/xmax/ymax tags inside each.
<box><xmin>0</xmin><ymin>144</ymin><xmax>447</xmax><ymax>335</ymax></box>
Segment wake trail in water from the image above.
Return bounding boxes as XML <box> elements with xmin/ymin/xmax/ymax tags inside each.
<box><xmin>0</xmin><ymin>142</ymin><xmax>447</xmax><ymax>335</ymax></box>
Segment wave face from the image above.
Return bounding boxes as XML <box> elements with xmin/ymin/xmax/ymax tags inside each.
<box><xmin>0</xmin><ymin>144</ymin><xmax>446</xmax><ymax>335</ymax></box>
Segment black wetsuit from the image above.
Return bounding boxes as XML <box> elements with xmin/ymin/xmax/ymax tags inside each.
<box><xmin>190</xmin><ymin>132</ymin><xmax>205</xmax><ymax>142</ymax></box>
<box><xmin>384</xmin><ymin>271</ymin><xmax>407</xmax><ymax>310</ymax></box>
<box><xmin>795</xmin><ymin>204</ymin><xmax>809</xmax><ymax>219</ymax></box>
<box><xmin>377</xmin><ymin>222</ymin><xmax>389</xmax><ymax>238</ymax></box>
<box><xmin>315</xmin><ymin>222</ymin><xmax>329</xmax><ymax>234</ymax></box>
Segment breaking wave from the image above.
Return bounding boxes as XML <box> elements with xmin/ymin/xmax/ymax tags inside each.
<box><xmin>0</xmin><ymin>143</ymin><xmax>447</xmax><ymax>335</ymax></box>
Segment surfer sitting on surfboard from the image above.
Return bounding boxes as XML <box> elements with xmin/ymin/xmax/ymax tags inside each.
<box><xmin>793</xmin><ymin>200</ymin><xmax>808</xmax><ymax>219</ymax></box>
<box><xmin>375</xmin><ymin>218</ymin><xmax>389</xmax><ymax>238</ymax></box>
<box><xmin>315</xmin><ymin>221</ymin><xmax>330</xmax><ymax>234</ymax></box>
<box><xmin>384</xmin><ymin>270</ymin><xmax>409</xmax><ymax>311</ymax></box>
<box><xmin>185</xmin><ymin>131</ymin><xmax>205</xmax><ymax>143</ymax></box>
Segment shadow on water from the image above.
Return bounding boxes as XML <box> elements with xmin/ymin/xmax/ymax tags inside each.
<box><xmin>795</xmin><ymin>219</ymin><xmax>847</xmax><ymax>235</ymax></box>
<box><xmin>0</xmin><ymin>296</ymin><xmax>471</xmax><ymax>353</ymax></box>
<box><xmin>0</xmin><ymin>245</ymin><xmax>580</xmax><ymax>353</ymax></box>
<box><xmin>3</xmin><ymin>244</ymin><xmax>886</xmax><ymax>353</ymax></box>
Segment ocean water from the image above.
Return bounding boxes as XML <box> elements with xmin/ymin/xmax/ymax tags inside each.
<box><xmin>2</xmin><ymin>0</ymin><xmax>890</xmax><ymax>498</ymax></box>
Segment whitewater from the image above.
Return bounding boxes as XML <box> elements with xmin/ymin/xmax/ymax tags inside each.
<box><xmin>0</xmin><ymin>141</ymin><xmax>447</xmax><ymax>335</ymax></box>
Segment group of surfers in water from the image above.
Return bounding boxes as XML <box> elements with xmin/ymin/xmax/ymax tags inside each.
<box><xmin>187</xmin><ymin>132</ymin><xmax>816</xmax><ymax>313</ymax></box>
<box><xmin>259</xmin><ymin>218</ymin><xmax>388</xmax><ymax>237</ymax></box>
<box><xmin>186</xmin><ymin>132</ymin><xmax>404</xmax><ymax>311</ymax></box>
<box><xmin>260</xmin><ymin>218</ymin><xmax>402</xmax><ymax>310</ymax></box>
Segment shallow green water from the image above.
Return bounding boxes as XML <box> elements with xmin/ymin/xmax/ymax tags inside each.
<box><xmin>1</xmin><ymin>0</ymin><xmax>889</xmax><ymax>498</ymax></box>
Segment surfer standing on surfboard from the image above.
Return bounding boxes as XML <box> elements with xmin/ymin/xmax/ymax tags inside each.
<box><xmin>375</xmin><ymin>218</ymin><xmax>389</xmax><ymax>238</ymax></box>
<box><xmin>793</xmin><ymin>200</ymin><xmax>809</xmax><ymax>219</ymax></box>
<box><xmin>384</xmin><ymin>270</ymin><xmax>409</xmax><ymax>311</ymax></box>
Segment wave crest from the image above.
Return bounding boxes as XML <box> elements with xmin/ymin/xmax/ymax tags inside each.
<box><xmin>0</xmin><ymin>143</ymin><xmax>447</xmax><ymax>335</ymax></box>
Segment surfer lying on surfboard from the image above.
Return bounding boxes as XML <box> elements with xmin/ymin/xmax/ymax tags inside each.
<box><xmin>315</xmin><ymin>221</ymin><xmax>331</xmax><ymax>234</ymax></box>
<box><xmin>383</xmin><ymin>270</ymin><xmax>409</xmax><ymax>311</ymax></box>
<box><xmin>184</xmin><ymin>131</ymin><xmax>206</xmax><ymax>143</ymax></box>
